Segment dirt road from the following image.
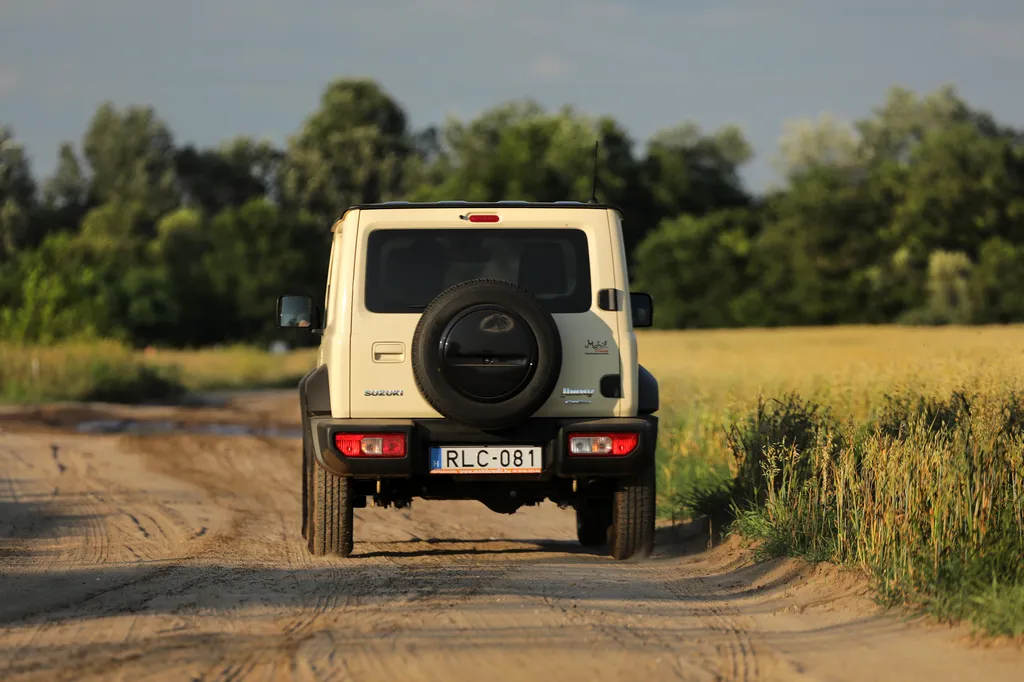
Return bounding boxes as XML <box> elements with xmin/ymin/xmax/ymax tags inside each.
<box><xmin>1</xmin><ymin>395</ymin><xmax>1022</xmax><ymax>681</ymax></box>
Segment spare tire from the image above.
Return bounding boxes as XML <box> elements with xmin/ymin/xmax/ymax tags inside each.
<box><xmin>411</xmin><ymin>279</ymin><xmax>562</xmax><ymax>430</ymax></box>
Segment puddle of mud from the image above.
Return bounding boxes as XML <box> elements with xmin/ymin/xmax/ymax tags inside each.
<box><xmin>75</xmin><ymin>419</ymin><xmax>302</xmax><ymax>439</ymax></box>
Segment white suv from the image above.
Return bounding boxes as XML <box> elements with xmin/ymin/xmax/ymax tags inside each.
<box><xmin>278</xmin><ymin>201</ymin><xmax>659</xmax><ymax>559</ymax></box>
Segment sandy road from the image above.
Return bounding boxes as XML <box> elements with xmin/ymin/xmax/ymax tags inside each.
<box><xmin>1</xmin><ymin>396</ymin><xmax>1022</xmax><ymax>681</ymax></box>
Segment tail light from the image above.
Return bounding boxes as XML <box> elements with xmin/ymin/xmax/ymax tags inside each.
<box><xmin>334</xmin><ymin>433</ymin><xmax>406</xmax><ymax>457</ymax></box>
<box><xmin>567</xmin><ymin>432</ymin><xmax>638</xmax><ymax>457</ymax></box>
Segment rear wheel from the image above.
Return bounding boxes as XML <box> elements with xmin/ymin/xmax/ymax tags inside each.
<box><xmin>304</xmin><ymin>436</ymin><xmax>354</xmax><ymax>557</ymax></box>
<box><xmin>576</xmin><ymin>498</ymin><xmax>613</xmax><ymax>547</ymax></box>
<box><xmin>301</xmin><ymin>431</ymin><xmax>311</xmax><ymax>540</ymax></box>
<box><xmin>608</xmin><ymin>465</ymin><xmax>656</xmax><ymax>560</ymax></box>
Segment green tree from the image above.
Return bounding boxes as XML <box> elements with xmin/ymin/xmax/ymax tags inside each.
<box><xmin>898</xmin><ymin>250</ymin><xmax>974</xmax><ymax>325</ymax></box>
<box><xmin>886</xmin><ymin>123</ymin><xmax>1024</xmax><ymax>259</ymax></box>
<box><xmin>0</xmin><ymin>125</ymin><xmax>37</xmax><ymax>262</ymax></box>
<box><xmin>642</xmin><ymin>122</ymin><xmax>753</xmax><ymax>219</ymax></box>
<box><xmin>773</xmin><ymin>113</ymin><xmax>861</xmax><ymax>178</ymax></box>
<box><xmin>863</xmin><ymin>86</ymin><xmax>1024</xmax><ymax>322</ymax></box>
<box><xmin>0</xmin><ymin>231</ymin><xmax>120</xmax><ymax>343</ymax></box>
<box><xmin>412</xmin><ymin>101</ymin><xmax>648</xmax><ymax>252</ymax></box>
<box><xmin>65</xmin><ymin>201</ymin><xmax>175</xmax><ymax>345</ymax></box>
<box><xmin>856</xmin><ymin>85</ymin><xmax>1002</xmax><ymax>164</ymax></box>
<box><xmin>38</xmin><ymin>141</ymin><xmax>93</xmax><ymax>242</ymax></box>
<box><xmin>138</xmin><ymin>207</ymin><xmax>215</xmax><ymax>346</ymax></box>
<box><xmin>5</xmin><ymin>78</ymin><xmax>1024</xmax><ymax>343</ymax></box>
<box><xmin>176</xmin><ymin>136</ymin><xmax>282</xmax><ymax>214</ymax></box>
<box><xmin>413</xmin><ymin>101</ymin><xmax>598</xmax><ymax>201</ymax></box>
<box><xmin>750</xmin><ymin>165</ymin><xmax>888</xmax><ymax>325</ymax></box>
<box><xmin>633</xmin><ymin>208</ymin><xmax>761</xmax><ymax>328</ymax></box>
<box><xmin>972</xmin><ymin>238</ymin><xmax>1024</xmax><ymax>324</ymax></box>
<box><xmin>81</xmin><ymin>102</ymin><xmax>179</xmax><ymax>219</ymax></box>
<box><xmin>77</xmin><ymin>200</ymin><xmax>149</xmax><ymax>259</ymax></box>
<box><xmin>203</xmin><ymin>199</ymin><xmax>329</xmax><ymax>343</ymax></box>
<box><xmin>280</xmin><ymin>78</ymin><xmax>412</xmax><ymax>218</ymax></box>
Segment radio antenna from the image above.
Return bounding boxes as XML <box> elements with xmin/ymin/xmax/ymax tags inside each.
<box><xmin>588</xmin><ymin>141</ymin><xmax>600</xmax><ymax>204</ymax></box>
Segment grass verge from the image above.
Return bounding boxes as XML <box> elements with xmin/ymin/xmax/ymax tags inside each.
<box><xmin>141</xmin><ymin>344</ymin><xmax>317</xmax><ymax>392</ymax></box>
<box><xmin>0</xmin><ymin>341</ymin><xmax>186</xmax><ymax>404</ymax></box>
<box><xmin>0</xmin><ymin>341</ymin><xmax>318</xmax><ymax>404</ymax></box>
<box><xmin>665</xmin><ymin>390</ymin><xmax>1024</xmax><ymax>638</ymax></box>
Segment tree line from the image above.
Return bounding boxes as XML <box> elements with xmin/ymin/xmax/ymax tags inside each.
<box><xmin>1</xmin><ymin>78</ymin><xmax>1023</xmax><ymax>347</ymax></box>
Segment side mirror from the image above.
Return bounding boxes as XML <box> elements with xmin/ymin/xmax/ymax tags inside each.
<box><xmin>630</xmin><ymin>292</ymin><xmax>653</xmax><ymax>328</ymax></box>
<box><xmin>277</xmin><ymin>295</ymin><xmax>319</xmax><ymax>329</ymax></box>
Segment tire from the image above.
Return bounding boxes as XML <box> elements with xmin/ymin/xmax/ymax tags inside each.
<box><xmin>305</xmin><ymin>450</ymin><xmax>354</xmax><ymax>558</ymax></box>
<box><xmin>301</xmin><ymin>429</ymin><xmax>311</xmax><ymax>541</ymax></box>
<box><xmin>576</xmin><ymin>498</ymin><xmax>613</xmax><ymax>547</ymax></box>
<box><xmin>608</xmin><ymin>465</ymin><xmax>656</xmax><ymax>560</ymax></box>
<box><xmin>411</xmin><ymin>279</ymin><xmax>562</xmax><ymax>430</ymax></box>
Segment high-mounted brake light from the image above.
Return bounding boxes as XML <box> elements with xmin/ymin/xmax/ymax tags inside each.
<box><xmin>467</xmin><ymin>213</ymin><xmax>500</xmax><ymax>223</ymax></box>
<box><xmin>334</xmin><ymin>433</ymin><xmax>406</xmax><ymax>457</ymax></box>
<box><xmin>567</xmin><ymin>432</ymin><xmax>639</xmax><ymax>457</ymax></box>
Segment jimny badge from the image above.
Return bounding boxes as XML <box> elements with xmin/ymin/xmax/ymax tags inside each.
<box><xmin>584</xmin><ymin>340</ymin><xmax>609</xmax><ymax>355</ymax></box>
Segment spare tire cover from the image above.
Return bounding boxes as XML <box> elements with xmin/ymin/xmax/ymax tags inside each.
<box><xmin>411</xmin><ymin>279</ymin><xmax>562</xmax><ymax>430</ymax></box>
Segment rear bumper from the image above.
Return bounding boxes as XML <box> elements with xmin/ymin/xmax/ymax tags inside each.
<box><xmin>309</xmin><ymin>415</ymin><xmax>657</xmax><ymax>480</ymax></box>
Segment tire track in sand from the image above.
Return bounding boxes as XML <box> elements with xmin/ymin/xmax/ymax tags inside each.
<box><xmin>3</xmin><ymin>407</ymin><xmax>1023</xmax><ymax>682</ymax></box>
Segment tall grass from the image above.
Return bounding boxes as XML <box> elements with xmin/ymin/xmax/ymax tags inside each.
<box><xmin>0</xmin><ymin>341</ymin><xmax>185</xmax><ymax>403</ymax></box>
<box><xmin>0</xmin><ymin>341</ymin><xmax>318</xmax><ymax>403</ymax></box>
<box><xmin>725</xmin><ymin>392</ymin><xmax>1024</xmax><ymax>636</ymax></box>
<box><xmin>637</xmin><ymin>326</ymin><xmax>1024</xmax><ymax>638</ymax></box>
<box><xmin>144</xmin><ymin>344</ymin><xmax>318</xmax><ymax>392</ymax></box>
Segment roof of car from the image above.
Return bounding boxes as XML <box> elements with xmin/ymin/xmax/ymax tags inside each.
<box><xmin>341</xmin><ymin>200</ymin><xmax>622</xmax><ymax>218</ymax></box>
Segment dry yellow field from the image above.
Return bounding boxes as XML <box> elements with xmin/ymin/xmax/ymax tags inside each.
<box><xmin>4</xmin><ymin>325</ymin><xmax>1022</xmax><ymax>411</ymax></box>
<box><xmin>631</xmin><ymin>327</ymin><xmax>1024</xmax><ymax>638</ymax></box>
<box><xmin>144</xmin><ymin>344</ymin><xmax>318</xmax><ymax>391</ymax></box>
<box><xmin>638</xmin><ymin>325</ymin><xmax>1024</xmax><ymax>419</ymax></box>
<box><xmin>0</xmin><ymin>341</ymin><xmax>318</xmax><ymax>401</ymax></box>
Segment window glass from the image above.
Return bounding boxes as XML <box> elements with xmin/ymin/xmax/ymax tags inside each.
<box><xmin>364</xmin><ymin>228</ymin><xmax>591</xmax><ymax>313</ymax></box>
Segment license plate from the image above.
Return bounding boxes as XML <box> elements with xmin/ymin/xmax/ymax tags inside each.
<box><xmin>429</xmin><ymin>445</ymin><xmax>542</xmax><ymax>474</ymax></box>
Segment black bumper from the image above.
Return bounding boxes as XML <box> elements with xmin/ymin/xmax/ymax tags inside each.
<box><xmin>309</xmin><ymin>415</ymin><xmax>658</xmax><ymax>480</ymax></box>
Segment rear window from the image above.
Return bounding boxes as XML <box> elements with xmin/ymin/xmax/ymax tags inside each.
<box><xmin>364</xmin><ymin>228</ymin><xmax>591</xmax><ymax>313</ymax></box>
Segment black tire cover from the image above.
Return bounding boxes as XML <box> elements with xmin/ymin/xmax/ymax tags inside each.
<box><xmin>411</xmin><ymin>279</ymin><xmax>562</xmax><ymax>430</ymax></box>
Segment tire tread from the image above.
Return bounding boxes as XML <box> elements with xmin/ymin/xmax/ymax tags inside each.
<box><xmin>608</xmin><ymin>465</ymin><xmax>655</xmax><ymax>560</ymax></box>
<box><xmin>306</xmin><ymin>448</ymin><xmax>354</xmax><ymax>557</ymax></box>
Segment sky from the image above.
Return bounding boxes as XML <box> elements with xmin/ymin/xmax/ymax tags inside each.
<box><xmin>1</xmin><ymin>0</ymin><xmax>1023</xmax><ymax>193</ymax></box>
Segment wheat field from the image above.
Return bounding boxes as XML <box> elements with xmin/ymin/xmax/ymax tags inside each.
<box><xmin>631</xmin><ymin>326</ymin><xmax>1024</xmax><ymax>637</ymax></box>
<box><xmin>638</xmin><ymin>325</ymin><xmax>1024</xmax><ymax>416</ymax></box>
<box><xmin>6</xmin><ymin>325</ymin><xmax>1021</xmax><ymax>406</ymax></box>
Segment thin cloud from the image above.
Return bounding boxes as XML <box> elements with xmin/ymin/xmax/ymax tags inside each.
<box><xmin>956</xmin><ymin>17</ymin><xmax>1024</xmax><ymax>58</ymax></box>
<box><xmin>694</xmin><ymin>0</ymin><xmax>814</xmax><ymax>27</ymax></box>
<box><xmin>0</xmin><ymin>66</ymin><xmax>21</xmax><ymax>97</ymax></box>
<box><xmin>0</xmin><ymin>0</ymin><xmax>135</xmax><ymax>22</ymax></box>
<box><xmin>696</xmin><ymin>7</ymin><xmax>776</xmax><ymax>26</ymax></box>
<box><xmin>529</xmin><ymin>54</ymin><xmax>573</xmax><ymax>80</ymax></box>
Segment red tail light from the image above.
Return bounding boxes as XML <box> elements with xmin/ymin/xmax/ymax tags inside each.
<box><xmin>334</xmin><ymin>433</ymin><xmax>406</xmax><ymax>457</ymax></box>
<box><xmin>467</xmin><ymin>213</ymin><xmax>500</xmax><ymax>223</ymax></box>
<box><xmin>567</xmin><ymin>432</ymin><xmax>638</xmax><ymax>457</ymax></box>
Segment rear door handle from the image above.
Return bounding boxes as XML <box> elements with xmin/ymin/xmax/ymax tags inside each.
<box><xmin>372</xmin><ymin>342</ymin><xmax>406</xmax><ymax>363</ymax></box>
